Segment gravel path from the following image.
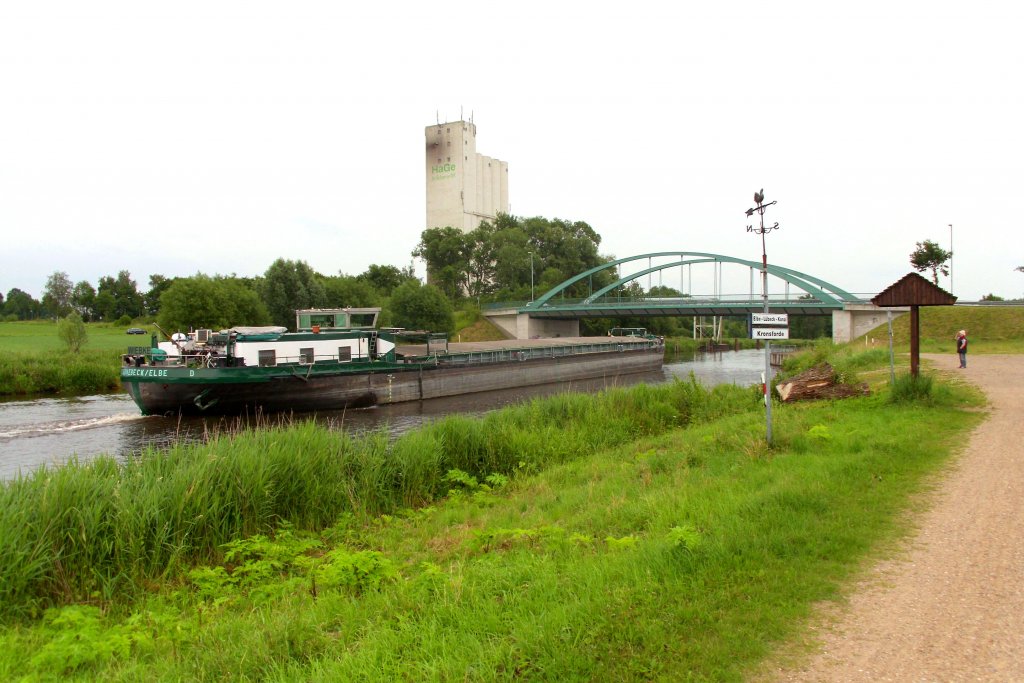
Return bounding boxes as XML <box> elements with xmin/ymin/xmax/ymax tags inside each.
<box><xmin>773</xmin><ymin>354</ymin><xmax>1024</xmax><ymax>682</ymax></box>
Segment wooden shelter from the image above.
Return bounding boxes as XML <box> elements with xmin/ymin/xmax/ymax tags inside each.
<box><xmin>871</xmin><ymin>273</ymin><xmax>957</xmax><ymax>376</ymax></box>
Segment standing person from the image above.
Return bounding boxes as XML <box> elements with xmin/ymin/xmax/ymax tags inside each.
<box><xmin>956</xmin><ymin>329</ymin><xmax>968</xmax><ymax>368</ymax></box>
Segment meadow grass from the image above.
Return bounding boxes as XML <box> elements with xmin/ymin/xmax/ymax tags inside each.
<box><xmin>0</xmin><ymin>321</ymin><xmax>147</xmax><ymax>396</ymax></box>
<box><xmin>0</xmin><ymin>357</ymin><xmax>986</xmax><ymax>681</ymax></box>
<box><xmin>0</xmin><ymin>320</ymin><xmax>150</xmax><ymax>353</ymax></box>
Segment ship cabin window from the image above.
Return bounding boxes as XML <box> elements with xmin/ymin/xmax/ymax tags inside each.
<box><xmin>299</xmin><ymin>347</ymin><xmax>314</xmax><ymax>364</ymax></box>
<box><xmin>337</xmin><ymin>347</ymin><xmax>352</xmax><ymax>362</ymax></box>
<box><xmin>258</xmin><ymin>350</ymin><xmax>276</xmax><ymax>367</ymax></box>
<box><xmin>309</xmin><ymin>314</ymin><xmax>334</xmax><ymax>329</ymax></box>
<box><xmin>348</xmin><ymin>312</ymin><xmax>378</xmax><ymax>328</ymax></box>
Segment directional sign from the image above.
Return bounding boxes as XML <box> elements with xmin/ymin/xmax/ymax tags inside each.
<box><xmin>752</xmin><ymin>327</ymin><xmax>789</xmax><ymax>340</ymax></box>
<box><xmin>751</xmin><ymin>313</ymin><xmax>789</xmax><ymax>326</ymax></box>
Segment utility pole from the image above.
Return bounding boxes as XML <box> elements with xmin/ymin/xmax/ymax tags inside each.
<box><xmin>745</xmin><ymin>189</ymin><xmax>780</xmax><ymax>445</ymax></box>
<box><xmin>949</xmin><ymin>223</ymin><xmax>953</xmax><ymax>295</ymax></box>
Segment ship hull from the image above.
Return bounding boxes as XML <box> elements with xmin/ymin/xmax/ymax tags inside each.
<box><xmin>122</xmin><ymin>345</ymin><xmax>664</xmax><ymax>416</ymax></box>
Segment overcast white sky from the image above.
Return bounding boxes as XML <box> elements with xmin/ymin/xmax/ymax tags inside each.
<box><xmin>2</xmin><ymin>1</ymin><xmax>1022</xmax><ymax>302</ymax></box>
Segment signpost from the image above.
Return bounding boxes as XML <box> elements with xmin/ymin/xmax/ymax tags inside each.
<box><xmin>751</xmin><ymin>313</ymin><xmax>788</xmax><ymax>326</ymax></box>
<box><xmin>751</xmin><ymin>313</ymin><xmax>789</xmax><ymax>340</ymax></box>
<box><xmin>745</xmin><ymin>189</ymin><xmax>781</xmax><ymax>445</ymax></box>
<box><xmin>752</xmin><ymin>327</ymin><xmax>789</xmax><ymax>340</ymax></box>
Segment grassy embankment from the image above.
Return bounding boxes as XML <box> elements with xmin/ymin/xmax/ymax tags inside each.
<box><xmin>0</xmin><ymin>342</ymin><xmax>987</xmax><ymax>680</ymax></box>
<box><xmin>0</xmin><ymin>321</ymin><xmax>143</xmax><ymax>396</ymax></box>
<box><xmin>859</xmin><ymin>304</ymin><xmax>1024</xmax><ymax>353</ymax></box>
<box><xmin>452</xmin><ymin>310</ymin><xmax>507</xmax><ymax>342</ymax></box>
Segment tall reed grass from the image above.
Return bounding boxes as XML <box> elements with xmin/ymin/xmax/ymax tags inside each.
<box><xmin>0</xmin><ymin>350</ymin><xmax>122</xmax><ymax>396</ymax></box>
<box><xmin>0</xmin><ymin>379</ymin><xmax>756</xmax><ymax>621</ymax></box>
<box><xmin>889</xmin><ymin>372</ymin><xmax>936</xmax><ymax>403</ymax></box>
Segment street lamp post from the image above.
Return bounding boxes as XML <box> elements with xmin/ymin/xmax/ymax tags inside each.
<box><xmin>528</xmin><ymin>251</ymin><xmax>535</xmax><ymax>302</ymax></box>
<box><xmin>745</xmin><ymin>189</ymin><xmax>780</xmax><ymax>445</ymax></box>
<box><xmin>949</xmin><ymin>223</ymin><xmax>953</xmax><ymax>295</ymax></box>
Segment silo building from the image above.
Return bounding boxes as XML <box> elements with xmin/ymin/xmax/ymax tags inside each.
<box><xmin>425</xmin><ymin>119</ymin><xmax>508</xmax><ymax>231</ymax></box>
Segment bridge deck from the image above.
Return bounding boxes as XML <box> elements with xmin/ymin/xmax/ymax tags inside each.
<box><xmin>522</xmin><ymin>300</ymin><xmax>842</xmax><ymax>317</ymax></box>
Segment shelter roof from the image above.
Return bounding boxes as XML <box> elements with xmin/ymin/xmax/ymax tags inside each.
<box><xmin>871</xmin><ymin>272</ymin><xmax>957</xmax><ymax>307</ymax></box>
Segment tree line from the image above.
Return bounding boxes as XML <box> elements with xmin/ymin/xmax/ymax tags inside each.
<box><xmin>1</xmin><ymin>261</ymin><xmax>450</xmax><ymax>333</ymax></box>
<box><xmin>3</xmin><ymin>214</ymin><xmax>640</xmax><ymax>335</ymax></box>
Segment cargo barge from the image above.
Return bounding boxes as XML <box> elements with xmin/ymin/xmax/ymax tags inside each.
<box><xmin>121</xmin><ymin>309</ymin><xmax>664</xmax><ymax>416</ymax></box>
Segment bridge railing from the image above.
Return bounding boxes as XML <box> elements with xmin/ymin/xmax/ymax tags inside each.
<box><xmin>483</xmin><ymin>293</ymin><xmax>878</xmax><ymax>312</ymax></box>
<box><xmin>483</xmin><ymin>300</ymin><xmax>532</xmax><ymax>310</ymax></box>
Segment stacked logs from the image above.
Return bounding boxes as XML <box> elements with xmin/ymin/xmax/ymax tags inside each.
<box><xmin>775</xmin><ymin>362</ymin><xmax>869</xmax><ymax>402</ymax></box>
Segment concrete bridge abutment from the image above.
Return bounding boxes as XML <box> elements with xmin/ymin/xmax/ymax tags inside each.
<box><xmin>832</xmin><ymin>304</ymin><xmax>908</xmax><ymax>344</ymax></box>
<box><xmin>483</xmin><ymin>309</ymin><xmax>581</xmax><ymax>340</ymax></box>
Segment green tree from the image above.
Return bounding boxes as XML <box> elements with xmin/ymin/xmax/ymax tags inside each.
<box><xmin>158</xmin><ymin>275</ymin><xmax>270</xmax><ymax>332</ymax></box>
<box><xmin>95</xmin><ymin>271</ymin><xmax>144</xmax><ymax>321</ymax></box>
<box><xmin>523</xmin><ymin>216</ymin><xmax>612</xmax><ymax>297</ymax></box>
<box><xmin>260</xmin><ymin>259</ymin><xmax>327</xmax><ymax>329</ymax></box>
<box><xmin>412</xmin><ymin>227</ymin><xmax>470</xmax><ymax>300</ymax></box>
<box><xmin>980</xmin><ymin>293</ymin><xmax>1004</xmax><ymax>301</ymax></box>
<box><xmin>465</xmin><ymin>221</ymin><xmax>501</xmax><ymax>300</ymax></box>
<box><xmin>388</xmin><ymin>280</ymin><xmax>454</xmax><ymax>333</ymax></box>
<box><xmin>144</xmin><ymin>274</ymin><xmax>174</xmax><ymax>316</ymax></box>
<box><xmin>788</xmin><ymin>314</ymin><xmax>832</xmax><ymax>338</ymax></box>
<box><xmin>415</xmin><ymin>214</ymin><xmax>616</xmax><ymax>304</ymax></box>
<box><xmin>57</xmin><ymin>312</ymin><xmax>88</xmax><ymax>353</ymax></box>
<box><xmin>355</xmin><ymin>264</ymin><xmax>416</xmax><ymax>297</ymax></box>
<box><xmin>71</xmin><ymin>281</ymin><xmax>97</xmax><ymax>321</ymax></box>
<box><xmin>910</xmin><ymin>240</ymin><xmax>952</xmax><ymax>285</ymax></box>
<box><xmin>42</xmin><ymin>271</ymin><xmax>74</xmax><ymax>318</ymax></box>
<box><xmin>3</xmin><ymin>288</ymin><xmax>41</xmax><ymax>320</ymax></box>
<box><xmin>220</xmin><ymin>277</ymin><xmax>270</xmax><ymax>327</ymax></box>
<box><xmin>321</xmin><ymin>275</ymin><xmax>381</xmax><ymax>308</ymax></box>
<box><xmin>93</xmin><ymin>289</ymin><xmax>116</xmax><ymax>321</ymax></box>
<box><xmin>489</xmin><ymin>225</ymin><xmax>532</xmax><ymax>300</ymax></box>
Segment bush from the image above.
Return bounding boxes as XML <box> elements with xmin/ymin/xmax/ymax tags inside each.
<box><xmin>57</xmin><ymin>313</ymin><xmax>88</xmax><ymax>353</ymax></box>
<box><xmin>116</xmin><ymin>315</ymin><xmax>133</xmax><ymax>327</ymax></box>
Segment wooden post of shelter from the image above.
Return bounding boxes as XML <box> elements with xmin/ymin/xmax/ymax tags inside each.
<box><xmin>871</xmin><ymin>273</ymin><xmax>957</xmax><ymax>376</ymax></box>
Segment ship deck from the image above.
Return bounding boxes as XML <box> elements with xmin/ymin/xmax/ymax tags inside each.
<box><xmin>395</xmin><ymin>335</ymin><xmax>652</xmax><ymax>357</ymax></box>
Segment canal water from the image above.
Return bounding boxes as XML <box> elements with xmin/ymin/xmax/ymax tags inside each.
<box><xmin>0</xmin><ymin>350</ymin><xmax>770</xmax><ymax>479</ymax></box>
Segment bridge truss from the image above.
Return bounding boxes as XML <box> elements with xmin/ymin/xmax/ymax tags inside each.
<box><xmin>520</xmin><ymin>252</ymin><xmax>865</xmax><ymax>318</ymax></box>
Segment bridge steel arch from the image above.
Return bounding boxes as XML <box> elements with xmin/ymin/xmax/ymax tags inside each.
<box><xmin>525</xmin><ymin>252</ymin><xmax>861</xmax><ymax>311</ymax></box>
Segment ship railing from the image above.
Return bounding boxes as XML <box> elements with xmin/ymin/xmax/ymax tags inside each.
<box><xmin>140</xmin><ymin>352</ymin><xmax>224</xmax><ymax>368</ymax></box>
<box><xmin>403</xmin><ymin>339</ymin><xmax>659</xmax><ymax>366</ymax></box>
<box><xmin>127</xmin><ymin>349</ymin><xmax>369</xmax><ymax>369</ymax></box>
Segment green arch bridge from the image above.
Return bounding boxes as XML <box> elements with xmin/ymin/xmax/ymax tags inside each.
<box><xmin>483</xmin><ymin>252</ymin><xmax>881</xmax><ymax>342</ymax></box>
